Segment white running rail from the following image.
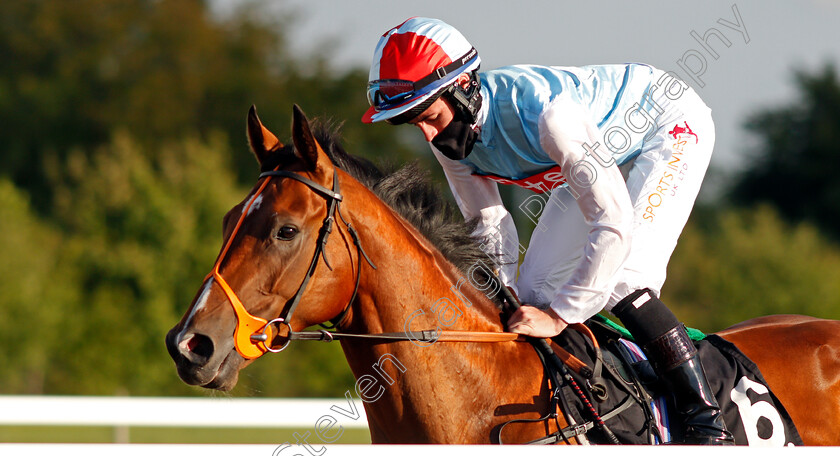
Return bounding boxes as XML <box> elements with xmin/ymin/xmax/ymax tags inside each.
<box><xmin>0</xmin><ymin>395</ymin><xmax>369</xmax><ymax>428</ymax></box>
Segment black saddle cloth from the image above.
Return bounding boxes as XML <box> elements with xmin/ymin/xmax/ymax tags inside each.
<box><xmin>548</xmin><ymin>319</ymin><xmax>804</xmax><ymax>445</ymax></box>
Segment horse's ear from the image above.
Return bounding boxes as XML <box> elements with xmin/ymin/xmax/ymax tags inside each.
<box><xmin>291</xmin><ymin>104</ymin><xmax>328</xmax><ymax>174</ymax></box>
<box><xmin>247</xmin><ymin>105</ymin><xmax>283</xmax><ymax>166</ymax></box>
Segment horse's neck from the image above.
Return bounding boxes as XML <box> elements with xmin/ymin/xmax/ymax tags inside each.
<box><xmin>338</xmin><ymin>180</ymin><xmax>536</xmax><ymax>442</ymax></box>
<box><xmin>350</xmin><ymin>191</ymin><xmax>503</xmax><ymax>335</ymax></box>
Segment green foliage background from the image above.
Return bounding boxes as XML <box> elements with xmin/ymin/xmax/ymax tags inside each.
<box><xmin>1</xmin><ymin>0</ymin><xmax>839</xmax><ymax>398</ymax></box>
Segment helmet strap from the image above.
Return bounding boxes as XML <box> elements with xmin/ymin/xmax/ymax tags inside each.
<box><xmin>444</xmin><ymin>70</ymin><xmax>482</xmax><ymax>125</ymax></box>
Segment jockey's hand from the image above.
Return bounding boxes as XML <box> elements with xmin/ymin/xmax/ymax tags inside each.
<box><xmin>507</xmin><ymin>306</ymin><xmax>568</xmax><ymax>338</ymax></box>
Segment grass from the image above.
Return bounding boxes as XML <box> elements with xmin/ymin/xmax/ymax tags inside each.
<box><xmin>0</xmin><ymin>426</ymin><xmax>372</xmax><ymax>444</ymax></box>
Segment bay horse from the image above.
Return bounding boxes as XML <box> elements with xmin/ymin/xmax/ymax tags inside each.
<box><xmin>166</xmin><ymin>105</ymin><xmax>840</xmax><ymax>445</ymax></box>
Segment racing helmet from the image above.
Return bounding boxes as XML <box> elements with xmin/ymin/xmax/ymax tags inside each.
<box><xmin>362</xmin><ymin>17</ymin><xmax>481</xmax><ymax>125</ymax></box>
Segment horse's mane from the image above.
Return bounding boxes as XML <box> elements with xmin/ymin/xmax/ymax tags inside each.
<box><xmin>304</xmin><ymin>125</ymin><xmax>501</xmax><ymax>299</ymax></box>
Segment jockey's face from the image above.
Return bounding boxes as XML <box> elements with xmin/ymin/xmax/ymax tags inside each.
<box><xmin>409</xmin><ymin>96</ymin><xmax>455</xmax><ymax>142</ymax></box>
<box><xmin>408</xmin><ymin>73</ymin><xmax>471</xmax><ymax>142</ymax></box>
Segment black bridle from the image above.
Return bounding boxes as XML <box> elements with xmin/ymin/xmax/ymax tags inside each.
<box><xmin>248</xmin><ymin>168</ymin><xmax>376</xmax><ymax>352</ymax></box>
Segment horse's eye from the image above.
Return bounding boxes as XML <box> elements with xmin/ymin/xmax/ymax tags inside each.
<box><xmin>276</xmin><ymin>225</ymin><xmax>299</xmax><ymax>241</ymax></box>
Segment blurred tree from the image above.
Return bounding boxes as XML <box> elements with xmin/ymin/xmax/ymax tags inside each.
<box><xmin>0</xmin><ymin>179</ymin><xmax>70</xmax><ymax>394</ymax></box>
<box><xmin>0</xmin><ymin>0</ymin><xmax>417</xmax><ymax>210</ymax></box>
<box><xmin>729</xmin><ymin>64</ymin><xmax>840</xmax><ymax>240</ymax></box>
<box><xmin>663</xmin><ymin>205</ymin><xmax>840</xmax><ymax>333</ymax></box>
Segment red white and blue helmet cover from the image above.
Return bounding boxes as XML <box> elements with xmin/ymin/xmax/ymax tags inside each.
<box><xmin>362</xmin><ymin>17</ymin><xmax>481</xmax><ymax>123</ymax></box>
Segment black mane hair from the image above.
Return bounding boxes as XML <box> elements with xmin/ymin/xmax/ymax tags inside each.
<box><xmin>305</xmin><ymin>124</ymin><xmax>503</xmax><ymax>302</ymax></box>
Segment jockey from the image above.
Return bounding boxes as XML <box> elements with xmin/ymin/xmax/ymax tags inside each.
<box><xmin>362</xmin><ymin>17</ymin><xmax>733</xmax><ymax>445</ymax></box>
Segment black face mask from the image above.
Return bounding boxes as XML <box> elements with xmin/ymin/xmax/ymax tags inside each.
<box><xmin>431</xmin><ymin>117</ymin><xmax>479</xmax><ymax>161</ymax></box>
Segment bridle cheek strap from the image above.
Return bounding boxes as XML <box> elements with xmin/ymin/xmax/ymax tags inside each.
<box><xmin>206</xmin><ymin>167</ymin><xmax>354</xmax><ymax>360</ymax></box>
<box><xmin>260</xmin><ymin>169</ymin><xmax>343</xmax><ymax>328</ymax></box>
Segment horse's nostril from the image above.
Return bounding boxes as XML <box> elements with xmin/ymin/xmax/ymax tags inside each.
<box><xmin>180</xmin><ymin>333</ymin><xmax>214</xmax><ymax>362</ymax></box>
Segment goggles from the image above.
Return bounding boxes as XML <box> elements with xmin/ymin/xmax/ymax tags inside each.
<box><xmin>367</xmin><ymin>48</ymin><xmax>478</xmax><ymax>112</ymax></box>
<box><xmin>366</xmin><ymin>79</ymin><xmax>425</xmax><ymax>111</ymax></box>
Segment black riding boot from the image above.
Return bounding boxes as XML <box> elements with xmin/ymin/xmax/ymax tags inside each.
<box><xmin>613</xmin><ymin>289</ymin><xmax>735</xmax><ymax>445</ymax></box>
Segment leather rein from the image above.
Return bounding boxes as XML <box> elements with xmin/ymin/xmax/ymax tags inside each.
<box><xmin>211</xmin><ymin>164</ymin><xmax>595</xmax><ymax>379</ymax></box>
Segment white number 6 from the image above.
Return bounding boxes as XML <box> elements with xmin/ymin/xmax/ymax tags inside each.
<box><xmin>730</xmin><ymin>376</ymin><xmax>788</xmax><ymax>446</ymax></box>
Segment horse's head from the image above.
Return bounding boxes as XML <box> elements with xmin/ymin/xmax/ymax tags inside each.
<box><xmin>166</xmin><ymin>105</ymin><xmax>364</xmax><ymax>390</ymax></box>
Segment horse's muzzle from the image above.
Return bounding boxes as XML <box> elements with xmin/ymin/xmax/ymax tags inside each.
<box><xmin>165</xmin><ymin>327</ymin><xmax>231</xmax><ymax>388</ymax></box>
